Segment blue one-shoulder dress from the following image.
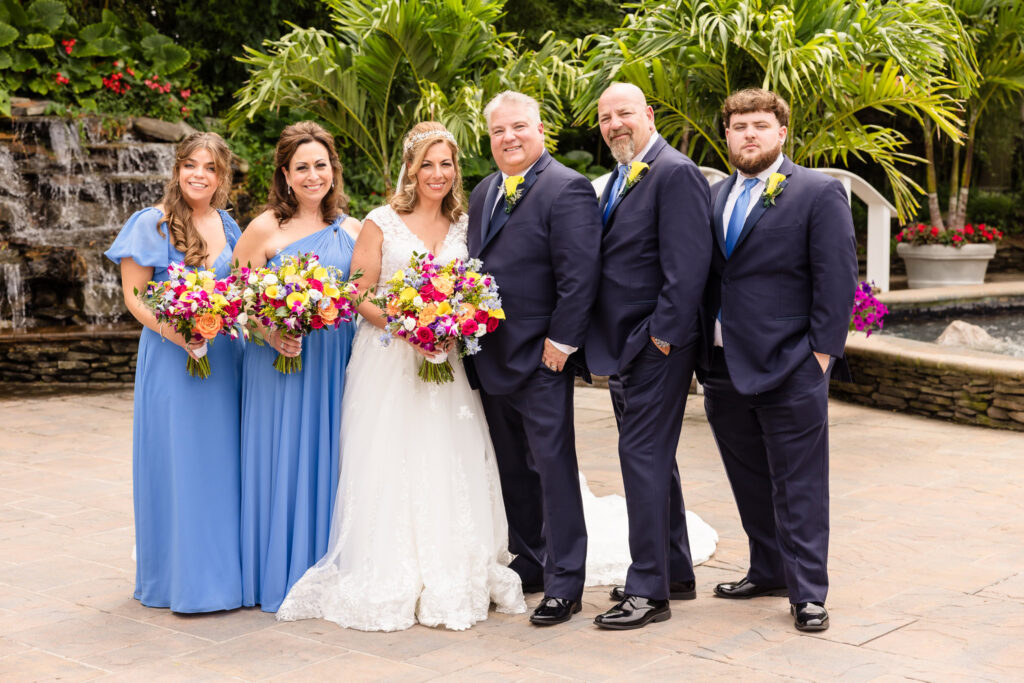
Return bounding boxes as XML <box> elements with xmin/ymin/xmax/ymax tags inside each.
<box><xmin>105</xmin><ymin>207</ymin><xmax>244</xmax><ymax>613</ymax></box>
<box><xmin>240</xmin><ymin>217</ymin><xmax>356</xmax><ymax>612</ymax></box>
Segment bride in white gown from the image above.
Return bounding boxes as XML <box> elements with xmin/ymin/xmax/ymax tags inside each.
<box><xmin>276</xmin><ymin>122</ymin><xmax>717</xmax><ymax>632</ymax></box>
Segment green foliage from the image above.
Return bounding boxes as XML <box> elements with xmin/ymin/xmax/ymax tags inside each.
<box><xmin>229</xmin><ymin>0</ymin><xmax>580</xmax><ymax>193</ymax></box>
<box><xmin>967</xmin><ymin>189</ymin><xmax>1020</xmax><ymax>233</ymax></box>
<box><xmin>0</xmin><ymin>0</ymin><xmax>210</xmax><ymax>121</ymax></box>
<box><xmin>497</xmin><ymin>0</ymin><xmax>624</xmax><ymax>47</ymax></box>
<box><xmin>573</xmin><ymin>0</ymin><xmax>975</xmax><ymax>221</ymax></box>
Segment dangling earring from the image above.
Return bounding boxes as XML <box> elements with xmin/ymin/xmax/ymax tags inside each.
<box><xmin>287</xmin><ymin>185</ymin><xmax>293</xmax><ymax>195</ymax></box>
<box><xmin>330</xmin><ymin>181</ymin><xmax>335</xmax><ymax>190</ymax></box>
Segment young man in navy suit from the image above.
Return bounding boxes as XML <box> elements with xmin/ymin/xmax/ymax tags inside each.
<box><xmin>586</xmin><ymin>83</ymin><xmax>712</xmax><ymax>630</ymax></box>
<box><xmin>698</xmin><ymin>89</ymin><xmax>857</xmax><ymax>632</ymax></box>
<box><xmin>466</xmin><ymin>91</ymin><xmax>601</xmax><ymax>626</ymax></box>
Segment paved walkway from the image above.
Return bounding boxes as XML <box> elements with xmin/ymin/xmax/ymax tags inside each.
<box><xmin>1</xmin><ymin>388</ymin><xmax>1022</xmax><ymax>681</ymax></box>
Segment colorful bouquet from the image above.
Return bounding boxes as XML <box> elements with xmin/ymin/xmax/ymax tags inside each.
<box><xmin>373</xmin><ymin>252</ymin><xmax>504</xmax><ymax>383</ymax></box>
<box><xmin>239</xmin><ymin>252</ymin><xmax>361</xmax><ymax>374</ymax></box>
<box><xmin>895</xmin><ymin>222</ymin><xmax>1003</xmax><ymax>248</ymax></box>
<box><xmin>849</xmin><ymin>280</ymin><xmax>888</xmax><ymax>337</ymax></box>
<box><xmin>136</xmin><ymin>262</ymin><xmax>248</xmax><ymax>379</ymax></box>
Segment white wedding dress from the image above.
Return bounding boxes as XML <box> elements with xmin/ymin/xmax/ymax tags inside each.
<box><xmin>276</xmin><ymin>206</ymin><xmax>526</xmax><ymax>631</ymax></box>
<box><xmin>275</xmin><ymin>205</ymin><xmax>718</xmax><ymax>631</ymax></box>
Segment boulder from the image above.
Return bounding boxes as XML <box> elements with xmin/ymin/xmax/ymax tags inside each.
<box><xmin>132</xmin><ymin>117</ymin><xmax>197</xmax><ymax>143</ymax></box>
<box><xmin>936</xmin><ymin>320</ymin><xmax>1010</xmax><ymax>354</ymax></box>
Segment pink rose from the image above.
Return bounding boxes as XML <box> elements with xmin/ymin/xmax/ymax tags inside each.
<box><xmin>416</xmin><ymin>327</ymin><xmax>435</xmax><ymax>344</ymax></box>
<box><xmin>461</xmin><ymin>319</ymin><xmax>479</xmax><ymax>336</ymax></box>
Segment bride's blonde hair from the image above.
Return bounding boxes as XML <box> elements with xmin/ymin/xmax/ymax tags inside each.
<box><xmin>390</xmin><ymin>122</ymin><xmax>464</xmax><ymax>223</ymax></box>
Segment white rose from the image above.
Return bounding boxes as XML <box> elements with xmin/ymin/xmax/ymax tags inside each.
<box><xmin>247</xmin><ymin>272</ymin><xmax>258</xmax><ymax>285</ymax></box>
<box><xmin>475</xmin><ymin>327</ymin><xmax>486</xmax><ymax>337</ymax></box>
<box><xmin>237</xmin><ymin>312</ymin><xmax>248</xmax><ymax>324</ymax></box>
<box><xmin>308</xmin><ymin>290</ymin><xmax>323</xmax><ymax>302</ymax></box>
<box><xmin>413</xmin><ymin>296</ymin><xmax>424</xmax><ymax>307</ymax></box>
<box><xmin>243</xmin><ymin>287</ymin><xmax>254</xmax><ymax>298</ymax></box>
<box><xmin>403</xmin><ymin>317</ymin><xmax>416</xmax><ymax>331</ymax></box>
<box><xmin>263</xmin><ymin>273</ymin><xmax>279</xmax><ymax>286</ymax></box>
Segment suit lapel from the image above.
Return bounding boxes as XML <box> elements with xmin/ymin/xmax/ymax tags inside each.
<box><xmin>480</xmin><ymin>151</ymin><xmax>550</xmax><ymax>252</ymax></box>
<box><xmin>713</xmin><ymin>172</ymin><xmax>737</xmax><ymax>257</ymax></box>
<box><xmin>478</xmin><ymin>173</ymin><xmax>502</xmax><ymax>250</ymax></box>
<box><xmin>732</xmin><ymin>156</ymin><xmax>794</xmax><ymax>254</ymax></box>
<box><xmin>604</xmin><ymin>137</ymin><xmax>667</xmax><ymax>228</ymax></box>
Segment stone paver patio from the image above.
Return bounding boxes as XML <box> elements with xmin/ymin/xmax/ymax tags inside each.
<box><xmin>1</xmin><ymin>387</ymin><xmax>1023</xmax><ymax>681</ymax></box>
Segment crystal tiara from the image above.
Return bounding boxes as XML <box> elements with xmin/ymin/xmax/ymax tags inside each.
<box><xmin>403</xmin><ymin>129</ymin><xmax>457</xmax><ymax>152</ymax></box>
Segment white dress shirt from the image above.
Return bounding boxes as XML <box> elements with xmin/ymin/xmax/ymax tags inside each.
<box><xmin>714</xmin><ymin>153</ymin><xmax>786</xmax><ymax>347</ymax></box>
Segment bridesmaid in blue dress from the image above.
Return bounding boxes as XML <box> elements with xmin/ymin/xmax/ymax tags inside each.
<box><xmin>233</xmin><ymin>121</ymin><xmax>361</xmax><ymax>612</ymax></box>
<box><xmin>105</xmin><ymin>132</ymin><xmax>244</xmax><ymax>612</ymax></box>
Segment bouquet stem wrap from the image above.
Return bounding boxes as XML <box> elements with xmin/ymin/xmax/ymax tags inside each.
<box><xmin>419</xmin><ymin>352</ymin><xmax>454</xmax><ymax>383</ymax></box>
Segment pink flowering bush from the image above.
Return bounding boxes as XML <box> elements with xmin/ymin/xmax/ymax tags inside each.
<box><xmin>850</xmin><ymin>281</ymin><xmax>888</xmax><ymax>337</ymax></box>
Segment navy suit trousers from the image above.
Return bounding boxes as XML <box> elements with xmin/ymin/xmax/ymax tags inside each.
<box><xmin>608</xmin><ymin>339</ymin><xmax>696</xmax><ymax>600</ymax></box>
<box><xmin>478</xmin><ymin>367</ymin><xmax>587</xmax><ymax>601</ymax></box>
<box><xmin>703</xmin><ymin>346</ymin><xmax>831</xmax><ymax>604</ymax></box>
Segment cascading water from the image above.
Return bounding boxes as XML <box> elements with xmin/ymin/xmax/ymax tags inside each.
<box><xmin>0</xmin><ymin>117</ymin><xmax>177</xmax><ymax>329</ymax></box>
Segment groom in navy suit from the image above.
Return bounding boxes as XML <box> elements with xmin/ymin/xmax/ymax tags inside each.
<box><xmin>697</xmin><ymin>89</ymin><xmax>857</xmax><ymax>632</ymax></box>
<box><xmin>585</xmin><ymin>83</ymin><xmax>712</xmax><ymax>630</ymax></box>
<box><xmin>466</xmin><ymin>91</ymin><xmax>601</xmax><ymax>626</ymax></box>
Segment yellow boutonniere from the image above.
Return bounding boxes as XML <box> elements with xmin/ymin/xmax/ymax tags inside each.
<box><xmin>503</xmin><ymin>175</ymin><xmax>525</xmax><ymax>213</ymax></box>
<box><xmin>619</xmin><ymin>161</ymin><xmax>650</xmax><ymax>198</ymax></box>
<box><xmin>762</xmin><ymin>172</ymin><xmax>787</xmax><ymax>207</ymax></box>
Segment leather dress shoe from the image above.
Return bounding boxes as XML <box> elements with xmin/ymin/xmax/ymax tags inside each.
<box><xmin>520</xmin><ymin>582</ymin><xmax>545</xmax><ymax>594</ymax></box>
<box><xmin>529</xmin><ymin>597</ymin><xmax>581</xmax><ymax>626</ymax></box>
<box><xmin>791</xmin><ymin>602</ymin><xmax>829</xmax><ymax>631</ymax></box>
<box><xmin>609</xmin><ymin>580</ymin><xmax>696</xmax><ymax>602</ymax></box>
<box><xmin>714</xmin><ymin>577</ymin><xmax>788</xmax><ymax>599</ymax></box>
<box><xmin>594</xmin><ymin>595</ymin><xmax>671</xmax><ymax>630</ymax></box>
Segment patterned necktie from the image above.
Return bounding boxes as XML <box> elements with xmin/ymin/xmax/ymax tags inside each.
<box><xmin>725</xmin><ymin>177</ymin><xmax>759</xmax><ymax>257</ymax></box>
<box><xmin>602</xmin><ymin>164</ymin><xmax>629</xmax><ymax>225</ymax></box>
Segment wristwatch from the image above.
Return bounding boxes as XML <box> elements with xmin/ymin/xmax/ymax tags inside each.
<box><xmin>651</xmin><ymin>336</ymin><xmax>670</xmax><ymax>351</ymax></box>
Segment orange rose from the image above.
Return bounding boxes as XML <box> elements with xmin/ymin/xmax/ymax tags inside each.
<box><xmin>457</xmin><ymin>302</ymin><xmax>476</xmax><ymax>323</ymax></box>
<box><xmin>195</xmin><ymin>313</ymin><xmax>223</xmax><ymax>340</ymax></box>
<box><xmin>319</xmin><ymin>303</ymin><xmax>339</xmax><ymax>323</ymax></box>
<box><xmin>385</xmin><ymin>299</ymin><xmax>402</xmax><ymax>317</ymax></box>
<box><xmin>418</xmin><ymin>303</ymin><xmax>438</xmax><ymax>326</ymax></box>
<box><xmin>430</xmin><ymin>276</ymin><xmax>454</xmax><ymax>296</ymax></box>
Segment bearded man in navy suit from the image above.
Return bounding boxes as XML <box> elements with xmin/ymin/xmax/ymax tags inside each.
<box><xmin>586</xmin><ymin>83</ymin><xmax>712</xmax><ymax>630</ymax></box>
<box><xmin>697</xmin><ymin>88</ymin><xmax>857</xmax><ymax>632</ymax></box>
<box><xmin>466</xmin><ymin>91</ymin><xmax>601</xmax><ymax>626</ymax></box>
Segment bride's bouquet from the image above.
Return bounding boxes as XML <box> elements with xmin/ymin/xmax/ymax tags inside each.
<box><xmin>373</xmin><ymin>252</ymin><xmax>504</xmax><ymax>383</ymax></box>
<box><xmin>239</xmin><ymin>252</ymin><xmax>362</xmax><ymax>374</ymax></box>
<box><xmin>136</xmin><ymin>262</ymin><xmax>248</xmax><ymax>379</ymax></box>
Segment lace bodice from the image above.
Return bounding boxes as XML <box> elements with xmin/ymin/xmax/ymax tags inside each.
<box><xmin>365</xmin><ymin>205</ymin><xmax>468</xmax><ymax>291</ymax></box>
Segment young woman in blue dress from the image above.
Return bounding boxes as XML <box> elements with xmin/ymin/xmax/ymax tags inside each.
<box><xmin>232</xmin><ymin>121</ymin><xmax>361</xmax><ymax>612</ymax></box>
<box><xmin>104</xmin><ymin>132</ymin><xmax>244</xmax><ymax>612</ymax></box>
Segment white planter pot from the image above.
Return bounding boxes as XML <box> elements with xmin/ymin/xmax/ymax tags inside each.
<box><xmin>896</xmin><ymin>242</ymin><xmax>996</xmax><ymax>289</ymax></box>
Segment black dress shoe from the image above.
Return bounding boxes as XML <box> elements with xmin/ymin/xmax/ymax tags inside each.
<box><xmin>520</xmin><ymin>582</ymin><xmax>545</xmax><ymax>594</ymax></box>
<box><xmin>791</xmin><ymin>602</ymin><xmax>829</xmax><ymax>631</ymax></box>
<box><xmin>609</xmin><ymin>580</ymin><xmax>696</xmax><ymax>602</ymax></box>
<box><xmin>714</xmin><ymin>577</ymin><xmax>788</xmax><ymax>599</ymax></box>
<box><xmin>529</xmin><ymin>597</ymin><xmax>581</xmax><ymax>626</ymax></box>
<box><xmin>594</xmin><ymin>595</ymin><xmax>671</xmax><ymax>630</ymax></box>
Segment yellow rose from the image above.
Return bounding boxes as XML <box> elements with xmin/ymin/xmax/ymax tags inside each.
<box><xmin>399</xmin><ymin>286</ymin><xmax>418</xmax><ymax>303</ymax></box>
<box><xmin>279</xmin><ymin>265</ymin><xmax>297</xmax><ymax>279</ymax></box>
<box><xmin>264</xmin><ymin>284</ymin><xmax>281</xmax><ymax>300</ymax></box>
<box><xmin>766</xmin><ymin>172</ymin><xmax>786</xmax><ymax>195</ymax></box>
<box><xmin>627</xmin><ymin>161</ymin><xmax>649</xmax><ymax>185</ymax></box>
<box><xmin>504</xmin><ymin>175</ymin><xmax>524</xmax><ymax>197</ymax></box>
<box><xmin>201</xmin><ymin>278</ymin><xmax>216</xmax><ymax>293</ymax></box>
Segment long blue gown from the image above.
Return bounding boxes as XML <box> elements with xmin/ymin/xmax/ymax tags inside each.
<box><xmin>240</xmin><ymin>217</ymin><xmax>356</xmax><ymax>612</ymax></box>
<box><xmin>105</xmin><ymin>207</ymin><xmax>244</xmax><ymax>613</ymax></box>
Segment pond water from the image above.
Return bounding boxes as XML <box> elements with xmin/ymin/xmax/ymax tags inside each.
<box><xmin>882</xmin><ymin>309</ymin><xmax>1024</xmax><ymax>357</ymax></box>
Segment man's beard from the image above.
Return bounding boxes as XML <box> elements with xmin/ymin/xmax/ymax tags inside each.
<box><xmin>609</xmin><ymin>133</ymin><xmax>636</xmax><ymax>165</ymax></box>
<box><xmin>730</xmin><ymin>141</ymin><xmax>782</xmax><ymax>175</ymax></box>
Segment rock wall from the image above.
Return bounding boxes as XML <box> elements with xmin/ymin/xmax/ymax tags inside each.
<box><xmin>831</xmin><ymin>334</ymin><xmax>1024</xmax><ymax>431</ymax></box>
<box><xmin>0</xmin><ymin>325</ymin><xmax>139</xmax><ymax>386</ymax></box>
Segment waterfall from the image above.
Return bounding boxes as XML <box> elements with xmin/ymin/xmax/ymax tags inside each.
<box><xmin>1</xmin><ymin>263</ymin><xmax>28</xmax><ymax>330</ymax></box>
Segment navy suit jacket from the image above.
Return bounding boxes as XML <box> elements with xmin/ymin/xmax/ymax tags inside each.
<box><xmin>697</xmin><ymin>156</ymin><xmax>858</xmax><ymax>395</ymax></box>
<box><xmin>585</xmin><ymin>137</ymin><xmax>712</xmax><ymax>376</ymax></box>
<box><xmin>466</xmin><ymin>151</ymin><xmax>602</xmax><ymax>395</ymax></box>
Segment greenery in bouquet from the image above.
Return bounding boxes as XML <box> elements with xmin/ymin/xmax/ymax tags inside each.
<box><xmin>895</xmin><ymin>223</ymin><xmax>1004</xmax><ymax>248</ymax></box>
<box><xmin>136</xmin><ymin>262</ymin><xmax>248</xmax><ymax>379</ymax></box>
<box><xmin>239</xmin><ymin>252</ymin><xmax>362</xmax><ymax>374</ymax></box>
<box><xmin>372</xmin><ymin>252</ymin><xmax>504</xmax><ymax>384</ymax></box>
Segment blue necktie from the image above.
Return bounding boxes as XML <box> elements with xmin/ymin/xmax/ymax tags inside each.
<box><xmin>725</xmin><ymin>178</ymin><xmax>758</xmax><ymax>257</ymax></box>
<box><xmin>602</xmin><ymin>164</ymin><xmax>628</xmax><ymax>224</ymax></box>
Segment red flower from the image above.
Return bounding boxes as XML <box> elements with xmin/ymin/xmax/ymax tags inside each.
<box><xmin>416</xmin><ymin>326</ymin><xmax>435</xmax><ymax>344</ymax></box>
<box><xmin>180</xmin><ymin>89</ymin><xmax>191</xmax><ymax>99</ymax></box>
<box><xmin>930</xmin><ymin>226</ymin><xmax>939</xmax><ymax>237</ymax></box>
<box><xmin>486</xmin><ymin>316</ymin><xmax>499</xmax><ymax>333</ymax></box>
<box><xmin>460</xmin><ymin>319</ymin><xmax>479</xmax><ymax>336</ymax></box>
<box><xmin>431</xmin><ymin>289</ymin><xmax>446</xmax><ymax>302</ymax></box>
<box><xmin>54</xmin><ymin>72</ymin><xmax>69</xmax><ymax>85</ymax></box>
<box><xmin>307</xmin><ymin>279</ymin><xmax>323</xmax><ymax>292</ymax></box>
<box><xmin>895</xmin><ymin>233</ymin><xmax>903</xmax><ymax>242</ymax></box>
<box><xmin>952</xmin><ymin>234</ymin><xmax>963</xmax><ymax>242</ymax></box>
<box><xmin>964</xmin><ymin>225</ymin><xmax>974</xmax><ymax>235</ymax></box>
<box><xmin>310</xmin><ymin>315</ymin><xmax>324</xmax><ymax>329</ymax></box>
<box><xmin>126</xmin><ymin>66</ymin><xmax>136</xmax><ymax>76</ymax></box>
<box><xmin>917</xmin><ymin>224</ymin><xmax>925</xmax><ymax>233</ymax></box>
<box><xmin>419</xmin><ymin>284</ymin><xmax>435</xmax><ymax>299</ymax></box>
<box><xmin>61</xmin><ymin>38</ymin><xmax>75</xmax><ymax>54</ymax></box>
<box><xmin>474</xmin><ymin>310</ymin><xmax>489</xmax><ymax>324</ymax></box>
